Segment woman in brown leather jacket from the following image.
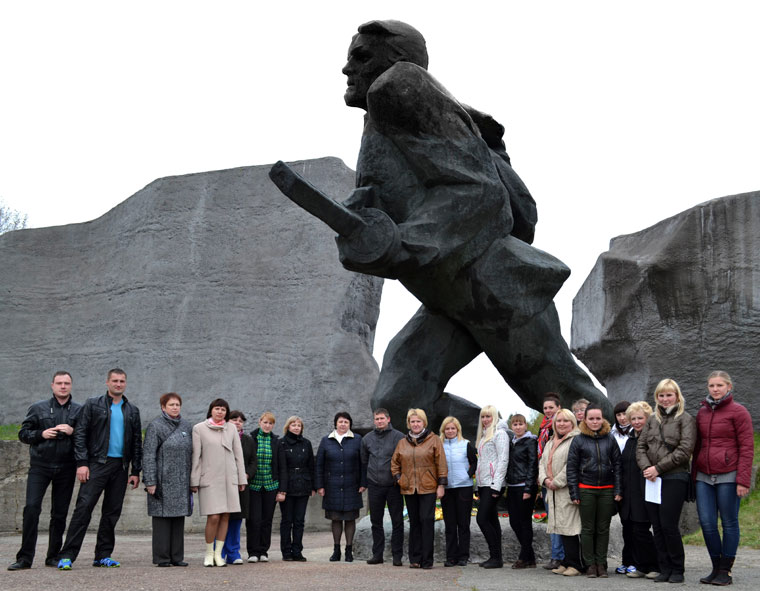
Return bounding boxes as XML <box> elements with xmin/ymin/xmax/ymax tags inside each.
<box><xmin>636</xmin><ymin>378</ymin><xmax>696</xmax><ymax>584</ymax></box>
<box><xmin>391</xmin><ymin>408</ymin><xmax>448</xmax><ymax>569</ymax></box>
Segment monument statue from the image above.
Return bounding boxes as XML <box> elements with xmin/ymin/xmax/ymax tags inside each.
<box><xmin>271</xmin><ymin>20</ymin><xmax>610</xmax><ymax>429</ymax></box>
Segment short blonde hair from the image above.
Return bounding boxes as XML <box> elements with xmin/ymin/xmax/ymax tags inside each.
<box><xmin>283</xmin><ymin>415</ymin><xmax>304</xmax><ymax>435</ymax></box>
<box><xmin>439</xmin><ymin>416</ymin><xmax>463</xmax><ymax>441</ymax></box>
<box><xmin>653</xmin><ymin>378</ymin><xmax>685</xmax><ymax>421</ymax></box>
<box><xmin>406</xmin><ymin>408</ymin><xmax>428</xmax><ymax>428</ymax></box>
<box><xmin>626</xmin><ymin>401</ymin><xmax>653</xmax><ymax>420</ymax></box>
<box><xmin>476</xmin><ymin>405</ymin><xmax>500</xmax><ymax>446</ymax></box>
<box><xmin>259</xmin><ymin>411</ymin><xmax>276</xmax><ymax>424</ymax></box>
<box><xmin>571</xmin><ymin>398</ymin><xmax>590</xmax><ymax>412</ymax></box>
<box><xmin>551</xmin><ymin>408</ymin><xmax>578</xmax><ymax>431</ymax></box>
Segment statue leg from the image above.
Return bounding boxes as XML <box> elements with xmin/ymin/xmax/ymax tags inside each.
<box><xmin>372</xmin><ymin>306</ymin><xmax>483</xmax><ymax>433</ymax></box>
<box><xmin>472</xmin><ymin>303</ymin><xmax>611</xmax><ymax>416</ymax></box>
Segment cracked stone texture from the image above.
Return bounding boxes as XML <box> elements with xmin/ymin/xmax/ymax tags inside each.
<box><xmin>572</xmin><ymin>191</ymin><xmax>760</xmax><ymax>426</ymax></box>
<box><xmin>0</xmin><ymin>157</ymin><xmax>382</xmax><ymax>433</ymax></box>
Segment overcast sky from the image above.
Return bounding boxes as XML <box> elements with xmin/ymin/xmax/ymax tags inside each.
<box><xmin>2</xmin><ymin>1</ymin><xmax>759</xmax><ymax>418</ymax></box>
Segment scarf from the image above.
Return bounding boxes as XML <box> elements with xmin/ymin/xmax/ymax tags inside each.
<box><xmin>206</xmin><ymin>418</ymin><xmax>226</xmax><ymax>429</ymax></box>
<box><xmin>706</xmin><ymin>392</ymin><xmax>731</xmax><ymax>410</ymax></box>
<box><xmin>537</xmin><ymin>415</ymin><xmax>553</xmax><ymax>457</ymax></box>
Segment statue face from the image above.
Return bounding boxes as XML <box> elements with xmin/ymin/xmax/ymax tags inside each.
<box><xmin>342</xmin><ymin>33</ymin><xmax>394</xmax><ymax>110</ymax></box>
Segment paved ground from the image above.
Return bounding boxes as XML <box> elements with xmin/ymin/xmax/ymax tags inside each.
<box><xmin>2</xmin><ymin>531</ymin><xmax>759</xmax><ymax>590</ymax></box>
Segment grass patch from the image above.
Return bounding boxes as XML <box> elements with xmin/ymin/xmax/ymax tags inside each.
<box><xmin>683</xmin><ymin>432</ymin><xmax>760</xmax><ymax>549</ymax></box>
<box><xmin>0</xmin><ymin>424</ymin><xmax>21</xmax><ymax>440</ymax></box>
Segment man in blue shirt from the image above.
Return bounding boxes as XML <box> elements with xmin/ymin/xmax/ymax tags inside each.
<box><xmin>57</xmin><ymin>368</ymin><xmax>142</xmax><ymax>570</ymax></box>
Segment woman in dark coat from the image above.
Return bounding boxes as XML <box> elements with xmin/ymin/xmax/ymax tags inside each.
<box><xmin>279</xmin><ymin>415</ymin><xmax>315</xmax><ymax>561</ymax></box>
<box><xmin>221</xmin><ymin>410</ymin><xmax>256</xmax><ymax>564</ymax></box>
<box><xmin>315</xmin><ymin>411</ymin><xmax>366</xmax><ymax>562</ymax></box>
<box><xmin>142</xmin><ymin>393</ymin><xmax>193</xmax><ymax>566</ymax></box>
<box><xmin>619</xmin><ymin>401</ymin><xmax>659</xmax><ymax>578</ymax></box>
<box><xmin>566</xmin><ymin>404</ymin><xmax>622</xmax><ymax>578</ymax></box>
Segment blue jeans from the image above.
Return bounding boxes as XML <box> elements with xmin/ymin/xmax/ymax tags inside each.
<box><xmin>222</xmin><ymin>518</ymin><xmax>242</xmax><ymax>562</ymax></box>
<box><xmin>696</xmin><ymin>480</ymin><xmax>741</xmax><ymax>558</ymax></box>
<box><xmin>542</xmin><ymin>487</ymin><xmax>564</xmax><ymax>560</ymax></box>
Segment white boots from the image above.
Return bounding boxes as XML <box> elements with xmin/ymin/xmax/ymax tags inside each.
<box><xmin>204</xmin><ymin>542</ymin><xmax>215</xmax><ymax>567</ymax></box>
<box><xmin>214</xmin><ymin>543</ymin><xmax>226</xmax><ymax>567</ymax></box>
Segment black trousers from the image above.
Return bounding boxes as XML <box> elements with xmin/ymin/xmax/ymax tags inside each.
<box><xmin>404</xmin><ymin>492</ymin><xmax>436</xmax><ymax>567</ymax></box>
<box><xmin>246</xmin><ymin>488</ymin><xmax>277</xmax><ymax>557</ymax></box>
<box><xmin>152</xmin><ymin>516</ymin><xmax>185</xmax><ymax>564</ymax></box>
<box><xmin>279</xmin><ymin>494</ymin><xmax>309</xmax><ymax>556</ymax></box>
<box><xmin>368</xmin><ymin>484</ymin><xmax>404</xmax><ymax>560</ymax></box>
<box><xmin>60</xmin><ymin>457</ymin><xmax>128</xmax><ymax>562</ymax></box>
<box><xmin>506</xmin><ymin>485</ymin><xmax>535</xmax><ymax>562</ymax></box>
<box><xmin>646</xmin><ymin>478</ymin><xmax>688</xmax><ymax>575</ymax></box>
<box><xmin>440</xmin><ymin>486</ymin><xmax>472</xmax><ymax>562</ymax></box>
<box><xmin>631</xmin><ymin>519</ymin><xmax>659</xmax><ymax>573</ymax></box>
<box><xmin>560</xmin><ymin>534</ymin><xmax>585</xmax><ymax>571</ymax></box>
<box><xmin>16</xmin><ymin>463</ymin><xmax>76</xmax><ymax>564</ymax></box>
<box><xmin>476</xmin><ymin>487</ymin><xmax>502</xmax><ymax>560</ymax></box>
<box><xmin>620</xmin><ymin>516</ymin><xmax>635</xmax><ymax>565</ymax></box>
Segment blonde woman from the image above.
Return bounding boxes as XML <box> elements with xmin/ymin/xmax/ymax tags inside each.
<box><xmin>619</xmin><ymin>401</ymin><xmax>658</xmax><ymax>578</ymax></box>
<box><xmin>391</xmin><ymin>408</ymin><xmax>447</xmax><ymax>569</ymax></box>
<box><xmin>538</xmin><ymin>409</ymin><xmax>583</xmax><ymax>576</ymax></box>
<box><xmin>439</xmin><ymin>416</ymin><xmax>476</xmax><ymax>567</ymax></box>
<box><xmin>475</xmin><ymin>405</ymin><xmax>508</xmax><ymax>569</ymax></box>
<box><xmin>278</xmin><ymin>416</ymin><xmax>315</xmax><ymax>561</ymax></box>
<box><xmin>636</xmin><ymin>378</ymin><xmax>696</xmax><ymax>584</ymax></box>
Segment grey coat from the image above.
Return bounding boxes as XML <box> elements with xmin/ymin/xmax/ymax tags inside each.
<box><xmin>142</xmin><ymin>414</ymin><xmax>193</xmax><ymax>518</ymax></box>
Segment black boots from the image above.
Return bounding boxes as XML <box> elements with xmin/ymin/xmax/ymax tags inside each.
<box><xmin>712</xmin><ymin>556</ymin><xmax>734</xmax><ymax>586</ymax></box>
<box><xmin>329</xmin><ymin>545</ymin><xmax>341</xmax><ymax>562</ymax></box>
<box><xmin>344</xmin><ymin>545</ymin><xmax>353</xmax><ymax>562</ymax></box>
<box><xmin>700</xmin><ymin>556</ymin><xmax>721</xmax><ymax>584</ymax></box>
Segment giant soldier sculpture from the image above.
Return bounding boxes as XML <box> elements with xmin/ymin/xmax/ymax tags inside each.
<box><xmin>270</xmin><ymin>20</ymin><xmax>609</xmax><ymax>430</ymax></box>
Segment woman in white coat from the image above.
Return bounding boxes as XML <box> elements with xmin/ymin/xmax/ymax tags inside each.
<box><xmin>538</xmin><ymin>409</ymin><xmax>583</xmax><ymax>576</ymax></box>
<box><xmin>475</xmin><ymin>405</ymin><xmax>509</xmax><ymax>569</ymax></box>
<box><xmin>190</xmin><ymin>398</ymin><xmax>247</xmax><ymax>567</ymax></box>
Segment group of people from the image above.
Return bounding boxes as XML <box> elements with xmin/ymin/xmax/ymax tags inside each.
<box><xmin>537</xmin><ymin>373</ymin><xmax>753</xmax><ymax>585</ymax></box>
<box><xmin>8</xmin><ymin>369</ymin><xmax>754</xmax><ymax>586</ymax></box>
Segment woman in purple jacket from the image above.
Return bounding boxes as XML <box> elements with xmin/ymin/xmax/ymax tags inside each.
<box><xmin>693</xmin><ymin>371</ymin><xmax>754</xmax><ymax>586</ymax></box>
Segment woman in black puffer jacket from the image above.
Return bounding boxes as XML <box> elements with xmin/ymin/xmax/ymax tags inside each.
<box><xmin>278</xmin><ymin>416</ymin><xmax>315</xmax><ymax>562</ymax></box>
<box><xmin>566</xmin><ymin>404</ymin><xmax>622</xmax><ymax>578</ymax></box>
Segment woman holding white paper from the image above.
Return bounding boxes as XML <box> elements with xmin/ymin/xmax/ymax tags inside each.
<box><xmin>636</xmin><ymin>379</ymin><xmax>696</xmax><ymax>584</ymax></box>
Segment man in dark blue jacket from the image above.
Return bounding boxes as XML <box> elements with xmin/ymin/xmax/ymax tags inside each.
<box><xmin>361</xmin><ymin>408</ymin><xmax>405</xmax><ymax>566</ymax></box>
<box><xmin>8</xmin><ymin>371</ymin><xmax>80</xmax><ymax>571</ymax></box>
<box><xmin>57</xmin><ymin>368</ymin><xmax>142</xmax><ymax>570</ymax></box>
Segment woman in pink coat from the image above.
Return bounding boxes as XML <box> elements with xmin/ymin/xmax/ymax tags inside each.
<box><xmin>190</xmin><ymin>398</ymin><xmax>247</xmax><ymax>567</ymax></box>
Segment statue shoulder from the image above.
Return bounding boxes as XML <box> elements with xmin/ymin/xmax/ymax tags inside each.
<box><xmin>367</xmin><ymin>62</ymin><xmax>476</xmax><ymax>137</ymax></box>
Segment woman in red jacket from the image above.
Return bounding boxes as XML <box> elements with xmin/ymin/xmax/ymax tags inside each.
<box><xmin>694</xmin><ymin>371</ymin><xmax>754</xmax><ymax>586</ymax></box>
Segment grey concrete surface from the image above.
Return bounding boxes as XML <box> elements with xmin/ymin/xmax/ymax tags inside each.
<box><xmin>0</xmin><ymin>156</ymin><xmax>383</xmax><ymax>432</ymax></box>
<box><xmin>572</xmin><ymin>190</ymin><xmax>760</xmax><ymax>429</ymax></box>
<box><xmin>3</xmin><ymin>531</ymin><xmax>759</xmax><ymax>590</ymax></box>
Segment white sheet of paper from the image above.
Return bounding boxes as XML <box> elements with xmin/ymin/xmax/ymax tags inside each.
<box><xmin>645</xmin><ymin>476</ymin><xmax>662</xmax><ymax>504</ymax></box>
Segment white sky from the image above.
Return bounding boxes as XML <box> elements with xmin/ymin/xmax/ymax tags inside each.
<box><xmin>2</xmin><ymin>1</ymin><xmax>759</xmax><ymax>419</ymax></box>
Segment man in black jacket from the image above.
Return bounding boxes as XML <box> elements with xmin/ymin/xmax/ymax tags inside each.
<box><xmin>57</xmin><ymin>368</ymin><xmax>142</xmax><ymax>570</ymax></box>
<box><xmin>8</xmin><ymin>371</ymin><xmax>81</xmax><ymax>571</ymax></box>
<box><xmin>360</xmin><ymin>408</ymin><xmax>405</xmax><ymax>566</ymax></box>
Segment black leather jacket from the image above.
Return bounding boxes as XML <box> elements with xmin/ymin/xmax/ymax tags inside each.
<box><xmin>566</xmin><ymin>420</ymin><xmax>622</xmax><ymax>500</ymax></box>
<box><xmin>279</xmin><ymin>432</ymin><xmax>315</xmax><ymax>496</ymax></box>
<box><xmin>506</xmin><ymin>433</ymin><xmax>538</xmax><ymax>495</ymax></box>
<box><xmin>74</xmin><ymin>393</ymin><xmax>142</xmax><ymax>475</ymax></box>
<box><xmin>18</xmin><ymin>396</ymin><xmax>81</xmax><ymax>467</ymax></box>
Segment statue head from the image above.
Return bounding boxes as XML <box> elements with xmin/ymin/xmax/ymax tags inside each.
<box><xmin>342</xmin><ymin>20</ymin><xmax>428</xmax><ymax>110</ymax></box>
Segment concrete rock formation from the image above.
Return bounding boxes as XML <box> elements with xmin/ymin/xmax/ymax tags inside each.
<box><xmin>572</xmin><ymin>191</ymin><xmax>760</xmax><ymax>426</ymax></box>
<box><xmin>0</xmin><ymin>157</ymin><xmax>382</xmax><ymax>432</ymax></box>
